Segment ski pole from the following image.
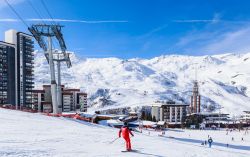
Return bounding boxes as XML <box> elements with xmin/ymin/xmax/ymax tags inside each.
<box><xmin>109</xmin><ymin>137</ymin><xmax>119</xmax><ymax>144</ymax></box>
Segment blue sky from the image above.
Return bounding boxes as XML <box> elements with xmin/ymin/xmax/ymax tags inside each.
<box><xmin>1</xmin><ymin>0</ymin><xmax>250</xmax><ymax>58</ymax></box>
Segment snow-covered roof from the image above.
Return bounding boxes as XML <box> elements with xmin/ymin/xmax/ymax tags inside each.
<box><xmin>80</xmin><ymin>113</ymin><xmax>96</xmax><ymax>118</ymax></box>
<box><xmin>152</xmin><ymin>102</ymin><xmax>188</xmax><ymax>107</ymax></box>
<box><xmin>106</xmin><ymin>119</ymin><xmax>123</xmax><ymax>125</ymax></box>
<box><xmin>97</xmin><ymin>114</ymin><xmax>127</xmax><ymax>118</ymax></box>
<box><xmin>157</xmin><ymin>121</ymin><xmax>166</xmax><ymax>125</ymax></box>
<box><xmin>130</xmin><ymin>120</ymin><xmax>156</xmax><ymax>126</ymax></box>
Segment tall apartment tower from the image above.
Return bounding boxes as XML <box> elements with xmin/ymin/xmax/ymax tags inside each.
<box><xmin>0</xmin><ymin>41</ymin><xmax>16</xmax><ymax>105</ymax></box>
<box><xmin>0</xmin><ymin>29</ymin><xmax>35</xmax><ymax>109</ymax></box>
<box><xmin>190</xmin><ymin>80</ymin><xmax>201</xmax><ymax>113</ymax></box>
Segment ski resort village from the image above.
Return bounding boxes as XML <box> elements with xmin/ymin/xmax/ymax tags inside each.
<box><xmin>1</xmin><ymin>0</ymin><xmax>250</xmax><ymax>157</ymax></box>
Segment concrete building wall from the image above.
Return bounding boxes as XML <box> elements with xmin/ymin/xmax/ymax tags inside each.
<box><xmin>152</xmin><ymin>102</ymin><xmax>188</xmax><ymax>124</ymax></box>
<box><xmin>5</xmin><ymin>29</ymin><xmax>17</xmax><ymax>45</ymax></box>
<box><xmin>62</xmin><ymin>94</ymin><xmax>73</xmax><ymax>112</ymax></box>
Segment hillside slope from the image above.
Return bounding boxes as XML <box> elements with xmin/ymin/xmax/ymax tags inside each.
<box><xmin>34</xmin><ymin>52</ymin><xmax>250</xmax><ymax>115</ymax></box>
<box><xmin>0</xmin><ymin>108</ymin><xmax>249</xmax><ymax>157</ymax></box>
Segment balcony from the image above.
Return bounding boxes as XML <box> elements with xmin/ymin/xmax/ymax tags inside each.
<box><xmin>26</xmin><ymin>40</ymin><xmax>34</xmax><ymax>44</ymax></box>
<box><xmin>25</xmin><ymin>82</ymin><xmax>34</xmax><ymax>85</ymax></box>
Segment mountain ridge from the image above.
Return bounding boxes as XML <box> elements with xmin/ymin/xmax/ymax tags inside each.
<box><xmin>34</xmin><ymin>51</ymin><xmax>250</xmax><ymax>115</ymax></box>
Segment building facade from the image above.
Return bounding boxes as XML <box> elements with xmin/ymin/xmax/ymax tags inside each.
<box><xmin>32</xmin><ymin>85</ymin><xmax>87</xmax><ymax>113</ymax></box>
<box><xmin>0</xmin><ymin>41</ymin><xmax>15</xmax><ymax>105</ymax></box>
<box><xmin>77</xmin><ymin>93</ymin><xmax>87</xmax><ymax>112</ymax></box>
<box><xmin>63</xmin><ymin>89</ymin><xmax>80</xmax><ymax>111</ymax></box>
<box><xmin>0</xmin><ymin>30</ymin><xmax>34</xmax><ymax>109</ymax></box>
<box><xmin>152</xmin><ymin>101</ymin><xmax>188</xmax><ymax>124</ymax></box>
<box><xmin>62</xmin><ymin>92</ymin><xmax>74</xmax><ymax>112</ymax></box>
<box><xmin>32</xmin><ymin>90</ymin><xmax>45</xmax><ymax>112</ymax></box>
<box><xmin>240</xmin><ymin>111</ymin><xmax>250</xmax><ymax>123</ymax></box>
<box><xmin>16</xmin><ymin>32</ymin><xmax>34</xmax><ymax>108</ymax></box>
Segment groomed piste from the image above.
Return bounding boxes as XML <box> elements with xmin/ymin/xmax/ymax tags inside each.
<box><xmin>0</xmin><ymin>108</ymin><xmax>249</xmax><ymax>157</ymax></box>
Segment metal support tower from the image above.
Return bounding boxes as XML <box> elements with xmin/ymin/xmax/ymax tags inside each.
<box><xmin>57</xmin><ymin>60</ymin><xmax>62</xmax><ymax>113</ymax></box>
<box><xmin>53</xmin><ymin>52</ymin><xmax>71</xmax><ymax>112</ymax></box>
<box><xmin>28</xmin><ymin>24</ymin><xmax>71</xmax><ymax>114</ymax></box>
<box><xmin>48</xmin><ymin>36</ymin><xmax>58</xmax><ymax>114</ymax></box>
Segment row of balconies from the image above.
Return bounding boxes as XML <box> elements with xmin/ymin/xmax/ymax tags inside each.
<box><xmin>0</xmin><ymin>69</ymin><xmax>7</xmax><ymax>72</ymax></box>
<box><xmin>25</xmin><ymin>81</ymin><xmax>34</xmax><ymax>84</ymax></box>
<box><xmin>0</xmin><ymin>55</ymin><xmax>6</xmax><ymax>58</ymax></box>
<box><xmin>25</xmin><ymin>40</ymin><xmax>34</xmax><ymax>44</ymax></box>
<box><xmin>25</xmin><ymin>43</ymin><xmax>34</xmax><ymax>48</ymax></box>
<box><xmin>24</xmin><ymin>59</ymin><xmax>34</xmax><ymax>64</ymax></box>
<box><xmin>0</xmin><ymin>50</ymin><xmax>7</xmax><ymax>53</ymax></box>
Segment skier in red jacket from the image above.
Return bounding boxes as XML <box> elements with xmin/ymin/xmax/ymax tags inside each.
<box><xmin>119</xmin><ymin>122</ymin><xmax>134</xmax><ymax>151</ymax></box>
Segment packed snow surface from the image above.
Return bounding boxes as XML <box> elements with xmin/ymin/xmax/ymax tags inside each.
<box><xmin>0</xmin><ymin>108</ymin><xmax>249</xmax><ymax>157</ymax></box>
<box><xmin>34</xmin><ymin>52</ymin><xmax>250</xmax><ymax>115</ymax></box>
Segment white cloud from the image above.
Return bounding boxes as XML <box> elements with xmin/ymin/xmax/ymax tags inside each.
<box><xmin>0</xmin><ymin>18</ymin><xmax>128</xmax><ymax>23</ymax></box>
<box><xmin>0</xmin><ymin>18</ymin><xmax>18</xmax><ymax>22</ymax></box>
<box><xmin>172</xmin><ymin>13</ymin><xmax>250</xmax><ymax>55</ymax></box>
<box><xmin>201</xmin><ymin>27</ymin><xmax>250</xmax><ymax>53</ymax></box>
<box><xmin>29</xmin><ymin>18</ymin><xmax>128</xmax><ymax>23</ymax></box>
<box><xmin>174</xmin><ymin>19</ymin><xmax>216</xmax><ymax>23</ymax></box>
<box><xmin>175</xmin><ymin>24</ymin><xmax>250</xmax><ymax>55</ymax></box>
<box><xmin>173</xmin><ymin>13</ymin><xmax>221</xmax><ymax>24</ymax></box>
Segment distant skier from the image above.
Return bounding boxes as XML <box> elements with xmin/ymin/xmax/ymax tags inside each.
<box><xmin>204</xmin><ymin>140</ymin><xmax>207</xmax><ymax>145</ymax></box>
<box><xmin>245</xmin><ymin>128</ymin><xmax>249</xmax><ymax>135</ymax></box>
<box><xmin>208</xmin><ymin>137</ymin><xmax>213</xmax><ymax>148</ymax></box>
<box><xmin>232</xmin><ymin>137</ymin><xmax>234</xmax><ymax>141</ymax></box>
<box><xmin>119</xmin><ymin>122</ymin><xmax>134</xmax><ymax>151</ymax></box>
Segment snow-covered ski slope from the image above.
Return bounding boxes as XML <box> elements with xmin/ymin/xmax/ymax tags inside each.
<box><xmin>34</xmin><ymin>52</ymin><xmax>250</xmax><ymax>115</ymax></box>
<box><xmin>0</xmin><ymin>108</ymin><xmax>249</xmax><ymax>157</ymax></box>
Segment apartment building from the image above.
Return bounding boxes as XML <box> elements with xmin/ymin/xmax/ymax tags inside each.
<box><xmin>152</xmin><ymin>101</ymin><xmax>188</xmax><ymax>124</ymax></box>
<box><xmin>0</xmin><ymin>30</ymin><xmax>34</xmax><ymax>109</ymax></box>
<box><xmin>32</xmin><ymin>85</ymin><xmax>87</xmax><ymax>113</ymax></box>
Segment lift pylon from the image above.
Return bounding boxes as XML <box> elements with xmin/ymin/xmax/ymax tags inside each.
<box><xmin>28</xmin><ymin>24</ymin><xmax>71</xmax><ymax>114</ymax></box>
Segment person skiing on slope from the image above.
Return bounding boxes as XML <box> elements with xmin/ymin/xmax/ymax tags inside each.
<box><xmin>208</xmin><ymin>137</ymin><xmax>213</xmax><ymax>148</ymax></box>
<box><xmin>119</xmin><ymin>122</ymin><xmax>134</xmax><ymax>151</ymax></box>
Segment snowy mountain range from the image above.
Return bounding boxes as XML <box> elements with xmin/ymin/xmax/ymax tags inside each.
<box><xmin>34</xmin><ymin>51</ymin><xmax>250</xmax><ymax>115</ymax></box>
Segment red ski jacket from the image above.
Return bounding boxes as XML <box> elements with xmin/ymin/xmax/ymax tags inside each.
<box><xmin>119</xmin><ymin>126</ymin><xmax>134</xmax><ymax>139</ymax></box>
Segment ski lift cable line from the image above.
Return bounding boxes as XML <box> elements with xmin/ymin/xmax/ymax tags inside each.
<box><xmin>28</xmin><ymin>0</ymin><xmax>61</xmax><ymax>51</ymax></box>
<box><xmin>27</xmin><ymin>0</ymin><xmax>46</xmax><ymax>24</ymax></box>
<box><xmin>4</xmin><ymin>0</ymin><xmax>29</xmax><ymax>27</ymax></box>
<box><xmin>41</xmin><ymin>0</ymin><xmax>57</xmax><ymax>25</ymax></box>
